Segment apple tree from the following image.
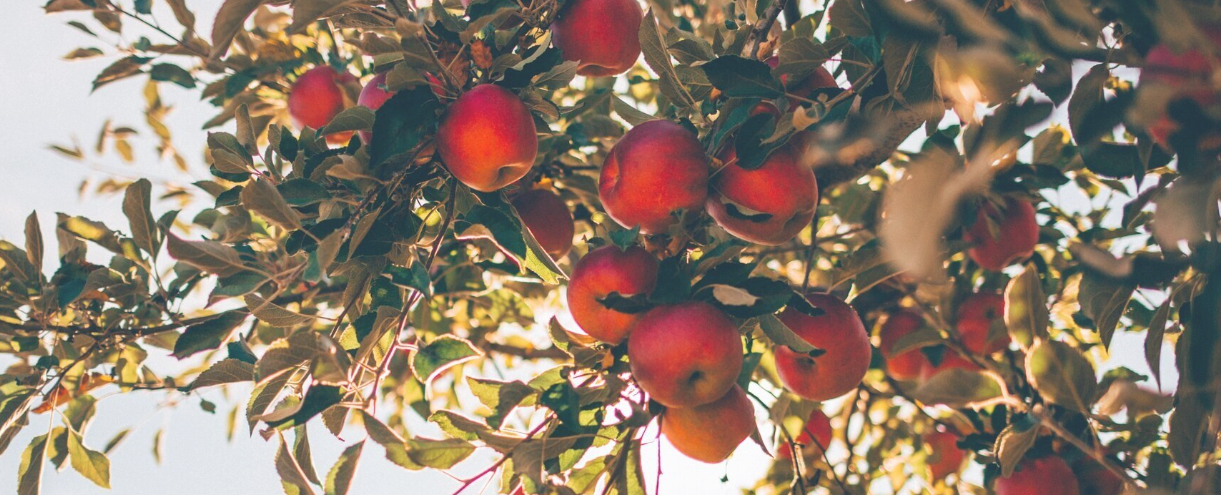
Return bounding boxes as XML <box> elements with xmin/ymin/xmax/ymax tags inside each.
<box><xmin>6</xmin><ymin>0</ymin><xmax>1221</xmax><ymax>493</ymax></box>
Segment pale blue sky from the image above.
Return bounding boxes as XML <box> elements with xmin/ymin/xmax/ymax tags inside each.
<box><xmin>0</xmin><ymin>2</ymin><xmax>1175</xmax><ymax>494</ymax></box>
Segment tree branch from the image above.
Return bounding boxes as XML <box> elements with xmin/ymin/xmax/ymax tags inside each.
<box><xmin>742</xmin><ymin>0</ymin><xmax>790</xmax><ymax>59</ymax></box>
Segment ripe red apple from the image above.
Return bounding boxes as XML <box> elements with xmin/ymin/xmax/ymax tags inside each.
<box><xmin>995</xmin><ymin>457</ymin><xmax>1081</xmax><ymax>495</ymax></box>
<box><xmin>288</xmin><ymin>66</ymin><xmax>357</xmax><ymax>144</ymax></box>
<box><xmin>512</xmin><ymin>189</ymin><xmax>574</xmax><ymax>259</ymax></box>
<box><xmin>661</xmin><ymin>385</ymin><xmax>754</xmax><ymax>463</ymax></box>
<box><xmin>1140</xmin><ymin>28</ymin><xmax>1221</xmax><ymax>148</ymax></box>
<box><xmin>777</xmin><ymin>408</ymin><xmax>833</xmax><ymax>460</ymax></box>
<box><xmin>551</xmin><ymin>0</ymin><xmax>643</xmax><ymax>77</ymax></box>
<box><xmin>753</xmin><ymin>57</ymin><xmax>838</xmax><ymax>114</ymax></box>
<box><xmin>1074</xmin><ymin>456</ymin><xmax>1124</xmax><ymax>495</ymax></box>
<box><xmin>964</xmin><ymin>197</ymin><xmax>1038</xmax><ymax>271</ymax></box>
<box><xmin>924</xmin><ymin>430</ymin><xmax>965</xmax><ymax>480</ymax></box>
<box><xmin>436</xmin><ymin>84</ymin><xmax>538</xmax><ymax>192</ymax></box>
<box><xmin>599</xmin><ymin>120</ymin><xmax>709</xmax><ymax>234</ymax></box>
<box><xmin>628</xmin><ymin>301</ymin><xmax>743</xmax><ymax>407</ymax></box>
<box><xmin>877</xmin><ymin>310</ymin><xmax>930</xmax><ymax>381</ymax></box>
<box><xmin>956</xmin><ymin>292</ymin><xmax>1010</xmax><ymax>355</ymax></box>
<box><xmin>707</xmin><ymin>141</ymin><xmax>818</xmax><ymax>245</ymax></box>
<box><xmin>357</xmin><ymin>72</ymin><xmax>394</xmax><ymax>145</ymax></box>
<box><xmin>566</xmin><ymin>245</ymin><xmax>658</xmax><ymax>344</ymax></box>
<box><xmin>774</xmin><ymin>293</ymin><xmax>872</xmax><ymax>402</ymax></box>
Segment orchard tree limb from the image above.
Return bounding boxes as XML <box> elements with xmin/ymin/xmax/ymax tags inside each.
<box><xmin>742</xmin><ymin>0</ymin><xmax>791</xmax><ymax>59</ymax></box>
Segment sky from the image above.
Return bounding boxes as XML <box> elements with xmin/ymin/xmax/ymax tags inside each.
<box><xmin>0</xmin><ymin>2</ymin><xmax>1178</xmax><ymax>495</ymax></box>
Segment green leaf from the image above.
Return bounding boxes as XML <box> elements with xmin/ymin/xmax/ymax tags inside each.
<box><xmin>994</xmin><ymin>417</ymin><xmax>1039</xmax><ymax>477</ymax></box>
<box><xmin>1080</xmin><ymin>142</ymin><xmax>1146</xmax><ymax>179</ymax></box>
<box><xmin>0</xmin><ymin>241</ymin><xmax>39</xmax><ymax>284</ymax></box>
<box><xmin>172</xmin><ymin>311</ymin><xmax>248</xmax><ymax>359</ymax></box>
<box><xmin>189</xmin><ymin>358</ymin><xmax>255</xmax><ymax>390</ymax></box>
<box><xmin>700</xmin><ymin>56</ymin><xmax>783</xmax><ymax>98</ymax></box>
<box><xmin>325</xmin><ymin>441</ymin><xmax>364</xmax><ymax>495</ymax></box>
<box><xmin>149</xmin><ymin>63</ymin><xmax>195</xmax><ymax>88</ymax></box>
<box><xmin>241</xmin><ymin>178</ymin><xmax>302</xmax><ymax>231</ymax></box>
<box><xmin>57</xmin><ymin>214</ymin><xmax>139</xmax><ymax>260</ymax></box>
<box><xmin>318</xmin><ymin>106</ymin><xmax>376</xmax><ymax>136</ymax></box>
<box><xmin>24</xmin><ymin>212</ymin><xmax>42</xmax><ymax>273</ymax></box>
<box><xmin>1003</xmin><ymin>264</ymin><xmax>1049</xmax><ymax>351</ymax></box>
<box><xmin>17</xmin><ymin>434</ymin><xmax>47</xmax><ymax>495</ymax></box>
<box><xmin>288</xmin><ymin>0</ymin><xmax>361</xmax><ymax>32</ymax></box>
<box><xmin>122</xmin><ymin>179</ymin><xmax>159</xmax><ymax>255</ymax></box>
<box><xmin>1067</xmin><ymin>63</ymin><xmax>1109</xmax><ymax>145</ymax></box>
<box><xmin>248</xmin><ymin>373</ymin><xmax>291</xmax><ymax>433</ymax></box>
<box><xmin>167</xmin><ymin>234</ymin><xmax>247</xmax><ymax>276</ymax></box>
<box><xmin>910</xmin><ymin>368</ymin><xmax>1003</xmax><ymax>407</ymax></box>
<box><xmin>828</xmin><ymin>0</ymin><xmax>871</xmax><ymax>37</ymax></box>
<box><xmin>757</xmin><ymin>314</ymin><xmax>818</xmax><ymax>354</ymax></box>
<box><xmin>262</xmin><ymin>385</ymin><xmax>344</xmax><ymax>430</ymax></box>
<box><xmin>1145</xmin><ymin>296</ymin><xmax>1172</xmax><ymax>389</ymax></box>
<box><xmin>777</xmin><ymin>38</ymin><xmax>831</xmax><ymax>82</ymax></box>
<box><xmin>67</xmin><ymin>429</ymin><xmax>110</xmax><ymax>489</ymax></box>
<box><xmin>368</xmin><ymin>85</ymin><xmax>440</xmax><ymax>171</ymax></box>
<box><xmin>428</xmin><ymin>410</ymin><xmax>487</xmax><ymax>441</ymax></box>
<box><xmin>410</xmin><ymin>336</ymin><xmax>482</xmax><ymax>384</ymax></box>
<box><xmin>639</xmin><ymin>9</ymin><xmax>694</xmax><ymax>108</ymax></box>
<box><xmin>467</xmin><ymin>378</ymin><xmax>535</xmax><ymax>430</ymax></box>
<box><xmin>275</xmin><ymin>436</ymin><xmax>315</xmax><ymax>495</ymax></box>
<box><xmin>457</xmin><ymin>202</ymin><xmax>566</xmax><ymax>284</ymax></box>
<box><xmin>1078</xmin><ymin>271</ymin><xmax>1135</xmax><ymax>349</ymax></box>
<box><xmin>245</xmin><ymin>293</ymin><xmax>317</xmax><ymax>328</ymax></box>
<box><xmin>406</xmin><ymin>437</ymin><xmax>475</xmax><ymax>469</ymax></box>
<box><xmin>211</xmin><ymin>0</ymin><xmax>267</xmax><ymax>58</ymax></box>
<box><xmin>277</xmin><ymin>179</ymin><xmax>332</xmax><ymax>206</ymax></box>
<box><xmin>1026</xmin><ymin>340</ymin><xmax>1098</xmax><ymax>412</ymax></box>
<box><xmin>207</xmin><ymin>132</ymin><xmax>252</xmax><ymax>173</ymax></box>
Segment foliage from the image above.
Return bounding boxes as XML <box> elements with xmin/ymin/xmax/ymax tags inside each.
<box><xmin>8</xmin><ymin>0</ymin><xmax>1221</xmax><ymax>493</ymax></box>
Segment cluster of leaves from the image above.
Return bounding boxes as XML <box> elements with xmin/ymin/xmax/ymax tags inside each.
<box><xmin>5</xmin><ymin>0</ymin><xmax>1221</xmax><ymax>494</ymax></box>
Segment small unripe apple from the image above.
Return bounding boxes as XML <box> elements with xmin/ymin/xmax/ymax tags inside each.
<box><xmin>566</xmin><ymin>245</ymin><xmax>658</xmax><ymax>345</ymax></box>
<box><xmin>628</xmin><ymin>301</ymin><xmax>743</xmax><ymax>407</ymax></box>
<box><xmin>924</xmin><ymin>430</ymin><xmax>965</xmax><ymax>480</ymax></box>
<box><xmin>357</xmin><ymin>72</ymin><xmax>394</xmax><ymax>145</ymax></box>
<box><xmin>995</xmin><ymin>457</ymin><xmax>1081</xmax><ymax>495</ymax></box>
<box><xmin>774</xmin><ymin>293</ymin><xmax>872</xmax><ymax>402</ymax></box>
<box><xmin>551</xmin><ymin>0</ymin><xmax>643</xmax><ymax>77</ymax></box>
<box><xmin>436</xmin><ymin>84</ymin><xmax>538</xmax><ymax>192</ymax></box>
<box><xmin>777</xmin><ymin>408</ymin><xmax>833</xmax><ymax>460</ymax></box>
<box><xmin>511</xmin><ymin>189</ymin><xmax>575</xmax><ymax>259</ymax></box>
<box><xmin>964</xmin><ymin>197</ymin><xmax>1038</xmax><ymax>271</ymax></box>
<box><xmin>599</xmin><ymin>120</ymin><xmax>709</xmax><ymax>234</ymax></box>
<box><xmin>955</xmin><ymin>292</ymin><xmax>1010</xmax><ymax>355</ymax></box>
<box><xmin>877</xmin><ymin>310</ymin><xmax>930</xmax><ymax>381</ymax></box>
<box><xmin>660</xmin><ymin>385</ymin><xmax>755</xmax><ymax>463</ymax></box>
<box><xmin>707</xmin><ymin>141</ymin><xmax>818</xmax><ymax>245</ymax></box>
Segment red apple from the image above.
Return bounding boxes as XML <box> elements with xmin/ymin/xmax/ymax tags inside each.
<box><xmin>877</xmin><ymin>310</ymin><xmax>930</xmax><ymax>381</ymax></box>
<box><xmin>288</xmin><ymin>66</ymin><xmax>357</xmax><ymax>144</ymax></box>
<box><xmin>995</xmin><ymin>457</ymin><xmax>1081</xmax><ymax>495</ymax></box>
<box><xmin>551</xmin><ymin>0</ymin><xmax>643</xmax><ymax>77</ymax></box>
<box><xmin>777</xmin><ymin>408</ymin><xmax>833</xmax><ymax>460</ymax></box>
<box><xmin>357</xmin><ymin>72</ymin><xmax>394</xmax><ymax>145</ymax></box>
<box><xmin>774</xmin><ymin>293</ymin><xmax>872</xmax><ymax>402</ymax></box>
<box><xmin>512</xmin><ymin>189</ymin><xmax>575</xmax><ymax>259</ymax></box>
<box><xmin>925</xmin><ymin>430</ymin><xmax>965</xmax><ymax>480</ymax></box>
<box><xmin>1140</xmin><ymin>28</ymin><xmax>1221</xmax><ymax>148</ymax></box>
<box><xmin>628</xmin><ymin>302</ymin><xmax>743</xmax><ymax>407</ymax></box>
<box><xmin>1074</xmin><ymin>456</ymin><xmax>1125</xmax><ymax>495</ymax></box>
<box><xmin>956</xmin><ymin>292</ymin><xmax>1010</xmax><ymax>355</ymax></box>
<box><xmin>566</xmin><ymin>245</ymin><xmax>658</xmax><ymax>345</ymax></box>
<box><xmin>964</xmin><ymin>197</ymin><xmax>1038</xmax><ymax>271</ymax></box>
<box><xmin>755</xmin><ymin>56</ymin><xmax>839</xmax><ymax>113</ymax></box>
<box><xmin>599</xmin><ymin>120</ymin><xmax>709</xmax><ymax>234</ymax></box>
<box><xmin>661</xmin><ymin>385</ymin><xmax>755</xmax><ymax>463</ymax></box>
<box><xmin>707</xmin><ymin>141</ymin><xmax>818</xmax><ymax>245</ymax></box>
<box><xmin>436</xmin><ymin>84</ymin><xmax>538</xmax><ymax>192</ymax></box>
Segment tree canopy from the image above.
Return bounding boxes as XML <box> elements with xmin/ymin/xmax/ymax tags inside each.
<box><xmin>7</xmin><ymin>0</ymin><xmax>1221</xmax><ymax>493</ymax></box>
